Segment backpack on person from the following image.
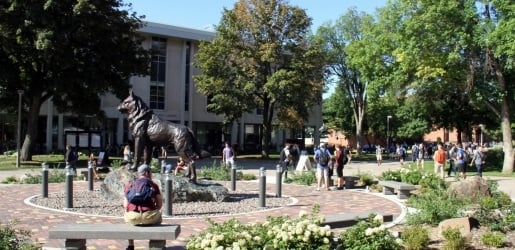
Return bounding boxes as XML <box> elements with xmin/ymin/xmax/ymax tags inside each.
<box><xmin>318</xmin><ymin>149</ymin><xmax>330</xmax><ymax>165</ymax></box>
<box><xmin>126</xmin><ymin>178</ymin><xmax>155</xmax><ymax>205</ymax></box>
<box><xmin>436</xmin><ymin>149</ymin><xmax>446</xmax><ymax>163</ymax></box>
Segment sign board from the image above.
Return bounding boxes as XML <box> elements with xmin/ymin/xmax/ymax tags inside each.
<box><xmin>295</xmin><ymin>154</ymin><xmax>312</xmax><ymax>171</ymax></box>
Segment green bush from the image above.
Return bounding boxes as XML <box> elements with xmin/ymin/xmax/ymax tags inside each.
<box><xmin>0</xmin><ymin>220</ymin><xmax>40</xmax><ymax>250</ymax></box>
<box><xmin>198</xmin><ymin>161</ymin><xmax>231</xmax><ymax>181</ymax></box>
<box><xmin>401</xmin><ymin>225</ymin><xmax>430</xmax><ymax>250</ymax></box>
<box><xmin>406</xmin><ymin>188</ymin><xmax>467</xmax><ymax>225</ymax></box>
<box><xmin>380</xmin><ymin>169</ymin><xmax>402</xmax><ymax>181</ymax></box>
<box><xmin>481</xmin><ymin>231</ymin><xmax>505</xmax><ymax>248</ymax></box>
<box><xmin>356</xmin><ymin>171</ymin><xmax>375</xmax><ymax>186</ymax></box>
<box><xmin>442</xmin><ymin>227</ymin><xmax>469</xmax><ymax>250</ymax></box>
<box><xmin>418</xmin><ymin>171</ymin><xmax>447</xmax><ymax>190</ymax></box>
<box><xmin>284</xmin><ymin>170</ymin><xmax>316</xmax><ymax>186</ymax></box>
<box><xmin>338</xmin><ymin>214</ymin><xmax>402</xmax><ymax>250</ymax></box>
<box><xmin>476</xmin><ymin>191</ymin><xmax>515</xmax><ymax>232</ymax></box>
<box><xmin>186</xmin><ymin>206</ymin><xmax>333</xmax><ymax>249</ymax></box>
<box><xmin>400</xmin><ymin>164</ymin><xmax>423</xmax><ymax>185</ymax></box>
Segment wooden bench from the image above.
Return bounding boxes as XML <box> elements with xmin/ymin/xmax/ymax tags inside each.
<box><xmin>378</xmin><ymin>180</ymin><xmax>417</xmax><ymax>199</ymax></box>
<box><xmin>48</xmin><ymin>223</ymin><xmax>180</xmax><ymax>250</ymax></box>
<box><xmin>322</xmin><ymin>212</ymin><xmax>393</xmax><ymax>228</ymax></box>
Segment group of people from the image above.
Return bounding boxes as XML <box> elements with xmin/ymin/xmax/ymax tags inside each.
<box><xmin>314</xmin><ymin>143</ymin><xmax>352</xmax><ymax>191</ymax></box>
<box><xmin>379</xmin><ymin>141</ymin><xmax>487</xmax><ymax>179</ymax></box>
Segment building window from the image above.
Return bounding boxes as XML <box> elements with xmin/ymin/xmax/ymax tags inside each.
<box><xmin>184</xmin><ymin>41</ymin><xmax>191</xmax><ymax>111</ymax></box>
<box><xmin>150</xmin><ymin>37</ymin><xmax>166</xmax><ymax>110</ymax></box>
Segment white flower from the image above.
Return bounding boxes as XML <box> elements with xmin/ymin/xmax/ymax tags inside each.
<box><xmin>323</xmin><ymin>237</ymin><xmax>330</xmax><ymax>244</ymax></box>
<box><xmin>299</xmin><ymin>210</ymin><xmax>308</xmax><ymax>217</ymax></box>
<box><xmin>365</xmin><ymin>228</ymin><xmax>373</xmax><ymax>236</ymax></box>
<box><xmin>373</xmin><ymin>214</ymin><xmax>384</xmax><ymax>223</ymax></box>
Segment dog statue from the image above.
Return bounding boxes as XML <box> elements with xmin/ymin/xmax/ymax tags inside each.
<box><xmin>117</xmin><ymin>90</ymin><xmax>201</xmax><ymax>183</ymax></box>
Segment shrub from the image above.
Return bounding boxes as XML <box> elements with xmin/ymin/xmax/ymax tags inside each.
<box><xmin>476</xmin><ymin>191</ymin><xmax>515</xmax><ymax>232</ymax></box>
<box><xmin>406</xmin><ymin>188</ymin><xmax>467</xmax><ymax>225</ymax></box>
<box><xmin>481</xmin><ymin>231</ymin><xmax>505</xmax><ymax>248</ymax></box>
<box><xmin>1</xmin><ymin>176</ymin><xmax>18</xmax><ymax>184</ymax></box>
<box><xmin>284</xmin><ymin>170</ymin><xmax>316</xmax><ymax>186</ymax></box>
<box><xmin>356</xmin><ymin>171</ymin><xmax>375</xmax><ymax>186</ymax></box>
<box><xmin>400</xmin><ymin>164</ymin><xmax>423</xmax><ymax>185</ymax></box>
<box><xmin>401</xmin><ymin>225</ymin><xmax>430</xmax><ymax>250</ymax></box>
<box><xmin>380</xmin><ymin>169</ymin><xmax>402</xmax><ymax>181</ymax></box>
<box><xmin>0</xmin><ymin>220</ymin><xmax>39</xmax><ymax>250</ymax></box>
<box><xmin>442</xmin><ymin>227</ymin><xmax>469</xmax><ymax>250</ymax></box>
<box><xmin>186</xmin><ymin>206</ymin><xmax>333</xmax><ymax>250</ymax></box>
<box><xmin>338</xmin><ymin>214</ymin><xmax>402</xmax><ymax>250</ymax></box>
<box><xmin>418</xmin><ymin>171</ymin><xmax>447</xmax><ymax>190</ymax></box>
<box><xmin>198</xmin><ymin>161</ymin><xmax>231</xmax><ymax>181</ymax></box>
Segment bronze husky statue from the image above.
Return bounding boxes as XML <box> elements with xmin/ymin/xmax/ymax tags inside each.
<box><xmin>117</xmin><ymin>90</ymin><xmax>201</xmax><ymax>182</ymax></box>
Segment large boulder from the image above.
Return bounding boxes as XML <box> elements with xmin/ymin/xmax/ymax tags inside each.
<box><xmin>447</xmin><ymin>176</ymin><xmax>490</xmax><ymax>202</ymax></box>
<box><xmin>99</xmin><ymin>168</ymin><xmax>229</xmax><ymax>202</ymax></box>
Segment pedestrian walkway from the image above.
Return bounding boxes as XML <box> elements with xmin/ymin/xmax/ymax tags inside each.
<box><xmin>0</xmin><ymin>159</ymin><xmax>514</xmax><ymax>249</ymax></box>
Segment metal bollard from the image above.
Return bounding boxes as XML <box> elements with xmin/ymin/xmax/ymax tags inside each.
<box><xmin>276</xmin><ymin>164</ymin><xmax>282</xmax><ymax>198</ymax></box>
<box><xmin>65</xmin><ymin>167</ymin><xmax>74</xmax><ymax>208</ymax></box>
<box><xmin>259</xmin><ymin>167</ymin><xmax>266</xmax><ymax>208</ymax></box>
<box><xmin>88</xmin><ymin>161</ymin><xmax>94</xmax><ymax>191</ymax></box>
<box><xmin>165</xmin><ymin>172</ymin><xmax>173</xmax><ymax>216</ymax></box>
<box><xmin>231</xmin><ymin>164</ymin><xmax>237</xmax><ymax>191</ymax></box>
<box><xmin>161</xmin><ymin>160</ymin><xmax>167</xmax><ymax>173</ymax></box>
<box><xmin>42</xmin><ymin>162</ymin><xmax>49</xmax><ymax>198</ymax></box>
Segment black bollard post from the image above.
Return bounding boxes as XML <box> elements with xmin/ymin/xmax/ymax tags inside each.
<box><xmin>42</xmin><ymin>162</ymin><xmax>49</xmax><ymax>198</ymax></box>
<box><xmin>88</xmin><ymin>161</ymin><xmax>94</xmax><ymax>191</ymax></box>
<box><xmin>259</xmin><ymin>167</ymin><xmax>266</xmax><ymax>208</ymax></box>
<box><xmin>161</xmin><ymin>160</ymin><xmax>167</xmax><ymax>174</ymax></box>
<box><xmin>65</xmin><ymin>167</ymin><xmax>74</xmax><ymax>208</ymax></box>
<box><xmin>231</xmin><ymin>164</ymin><xmax>237</xmax><ymax>191</ymax></box>
<box><xmin>276</xmin><ymin>164</ymin><xmax>282</xmax><ymax>198</ymax></box>
<box><xmin>165</xmin><ymin>172</ymin><xmax>173</xmax><ymax>216</ymax></box>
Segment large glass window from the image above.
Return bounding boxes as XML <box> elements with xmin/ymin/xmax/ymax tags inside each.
<box><xmin>184</xmin><ymin>41</ymin><xmax>191</xmax><ymax>111</ymax></box>
<box><xmin>150</xmin><ymin>37</ymin><xmax>167</xmax><ymax>110</ymax></box>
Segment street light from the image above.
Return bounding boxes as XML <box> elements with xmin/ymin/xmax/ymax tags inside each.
<box><xmin>17</xmin><ymin>90</ymin><xmax>24</xmax><ymax>168</ymax></box>
<box><xmin>479</xmin><ymin>124</ymin><xmax>484</xmax><ymax>146</ymax></box>
<box><xmin>387</xmin><ymin>115</ymin><xmax>392</xmax><ymax>156</ymax></box>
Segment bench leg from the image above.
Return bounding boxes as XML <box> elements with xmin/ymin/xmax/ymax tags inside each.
<box><xmin>397</xmin><ymin>190</ymin><xmax>411</xmax><ymax>199</ymax></box>
<box><xmin>64</xmin><ymin>239</ymin><xmax>86</xmax><ymax>250</ymax></box>
<box><xmin>344</xmin><ymin>177</ymin><xmax>355</xmax><ymax>189</ymax></box>
<box><xmin>383</xmin><ymin>186</ymin><xmax>395</xmax><ymax>195</ymax></box>
<box><xmin>149</xmin><ymin>240</ymin><xmax>166</xmax><ymax>250</ymax></box>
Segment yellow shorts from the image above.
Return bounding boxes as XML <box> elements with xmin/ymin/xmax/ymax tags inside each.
<box><xmin>124</xmin><ymin>210</ymin><xmax>162</xmax><ymax>226</ymax></box>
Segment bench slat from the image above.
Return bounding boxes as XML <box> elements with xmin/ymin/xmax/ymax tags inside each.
<box><xmin>48</xmin><ymin>224</ymin><xmax>180</xmax><ymax>240</ymax></box>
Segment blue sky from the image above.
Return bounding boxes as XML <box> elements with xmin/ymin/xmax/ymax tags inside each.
<box><xmin>125</xmin><ymin>0</ymin><xmax>387</xmax><ymax>31</ymax></box>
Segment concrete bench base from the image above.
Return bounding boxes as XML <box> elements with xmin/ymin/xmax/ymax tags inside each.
<box><xmin>330</xmin><ymin>176</ymin><xmax>359</xmax><ymax>189</ymax></box>
<box><xmin>48</xmin><ymin>223</ymin><xmax>180</xmax><ymax>250</ymax></box>
<box><xmin>378</xmin><ymin>180</ymin><xmax>417</xmax><ymax>199</ymax></box>
<box><xmin>322</xmin><ymin>212</ymin><xmax>393</xmax><ymax>228</ymax></box>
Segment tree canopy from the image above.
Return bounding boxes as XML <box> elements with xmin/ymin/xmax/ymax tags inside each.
<box><xmin>0</xmin><ymin>0</ymin><xmax>150</xmax><ymax>160</ymax></box>
<box><xmin>194</xmin><ymin>0</ymin><xmax>326</xmax><ymax>157</ymax></box>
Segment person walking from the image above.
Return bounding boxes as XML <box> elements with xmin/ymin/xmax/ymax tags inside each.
<box><xmin>456</xmin><ymin>143</ymin><xmax>468</xmax><ymax>180</ymax></box>
<box><xmin>123</xmin><ymin>164</ymin><xmax>162</xmax><ymax>250</ymax></box>
<box><xmin>64</xmin><ymin>144</ymin><xmax>77</xmax><ymax>173</ymax></box>
<box><xmin>222</xmin><ymin>142</ymin><xmax>235</xmax><ymax>168</ymax></box>
<box><xmin>470</xmin><ymin>146</ymin><xmax>486</xmax><ymax>177</ymax></box>
<box><xmin>375</xmin><ymin>145</ymin><xmax>383</xmax><ymax>166</ymax></box>
<box><xmin>433</xmin><ymin>143</ymin><xmax>446</xmax><ymax>179</ymax></box>
<box><xmin>447</xmin><ymin>144</ymin><xmax>457</xmax><ymax>177</ymax></box>
<box><xmin>314</xmin><ymin>143</ymin><xmax>331</xmax><ymax>191</ymax></box>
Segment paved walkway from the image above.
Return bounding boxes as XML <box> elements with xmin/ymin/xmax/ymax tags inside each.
<box><xmin>0</xmin><ymin>159</ymin><xmax>513</xmax><ymax>250</ymax></box>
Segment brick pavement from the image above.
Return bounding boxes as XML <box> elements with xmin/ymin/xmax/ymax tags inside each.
<box><xmin>0</xmin><ymin>173</ymin><xmax>404</xmax><ymax>250</ymax></box>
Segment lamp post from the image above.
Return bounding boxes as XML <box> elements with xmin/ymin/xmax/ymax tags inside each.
<box><xmin>386</xmin><ymin>115</ymin><xmax>392</xmax><ymax>156</ymax></box>
<box><xmin>16</xmin><ymin>90</ymin><xmax>24</xmax><ymax>169</ymax></box>
<box><xmin>479</xmin><ymin>124</ymin><xmax>484</xmax><ymax>146</ymax></box>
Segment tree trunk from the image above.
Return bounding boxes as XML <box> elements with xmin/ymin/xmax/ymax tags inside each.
<box><xmin>20</xmin><ymin>95</ymin><xmax>42</xmax><ymax>162</ymax></box>
<box><xmin>497</xmin><ymin>71</ymin><xmax>514</xmax><ymax>174</ymax></box>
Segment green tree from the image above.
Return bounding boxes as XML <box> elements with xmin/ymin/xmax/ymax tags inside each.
<box><xmin>315</xmin><ymin>9</ymin><xmax>375</xmax><ymax>153</ymax></box>
<box><xmin>0</xmin><ymin>0</ymin><xmax>150</xmax><ymax>161</ymax></box>
<box><xmin>378</xmin><ymin>0</ymin><xmax>514</xmax><ymax>173</ymax></box>
<box><xmin>194</xmin><ymin>0</ymin><xmax>326</xmax><ymax>157</ymax></box>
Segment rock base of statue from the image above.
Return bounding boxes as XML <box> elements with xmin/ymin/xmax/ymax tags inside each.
<box><xmin>99</xmin><ymin>168</ymin><xmax>229</xmax><ymax>203</ymax></box>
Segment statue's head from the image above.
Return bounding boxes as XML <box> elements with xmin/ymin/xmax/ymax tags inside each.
<box><xmin>117</xmin><ymin>89</ymin><xmax>150</xmax><ymax>115</ymax></box>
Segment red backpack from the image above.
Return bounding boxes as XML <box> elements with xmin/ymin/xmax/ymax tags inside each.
<box><xmin>436</xmin><ymin>149</ymin><xmax>446</xmax><ymax>163</ymax></box>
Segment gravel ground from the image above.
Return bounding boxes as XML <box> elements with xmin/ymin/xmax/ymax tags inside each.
<box><xmin>30</xmin><ymin>189</ymin><xmax>292</xmax><ymax>218</ymax></box>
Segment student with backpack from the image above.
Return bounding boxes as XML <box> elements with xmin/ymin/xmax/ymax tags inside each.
<box><xmin>470</xmin><ymin>146</ymin><xmax>486</xmax><ymax>177</ymax></box>
<box><xmin>315</xmin><ymin>143</ymin><xmax>331</xmax><ymax>191</ymax></box>
<box><xmin>64</xmin><ymin>144</ymin><xmax>77</xmax><ymax>174</ymax></box>
<box><xmin>456</xmin><ymin>143</ymin><xmax>468</xmax><ymax>180</ymax></box>
<box><xmin>123</xmin><ymin>164</ymin><xmax>162</xmax><ymax>250</ymax></box>
<box><xmin>433</xmin><ymin>143</ymin><xmax>446</xmax><ymax>179</ymax></box>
